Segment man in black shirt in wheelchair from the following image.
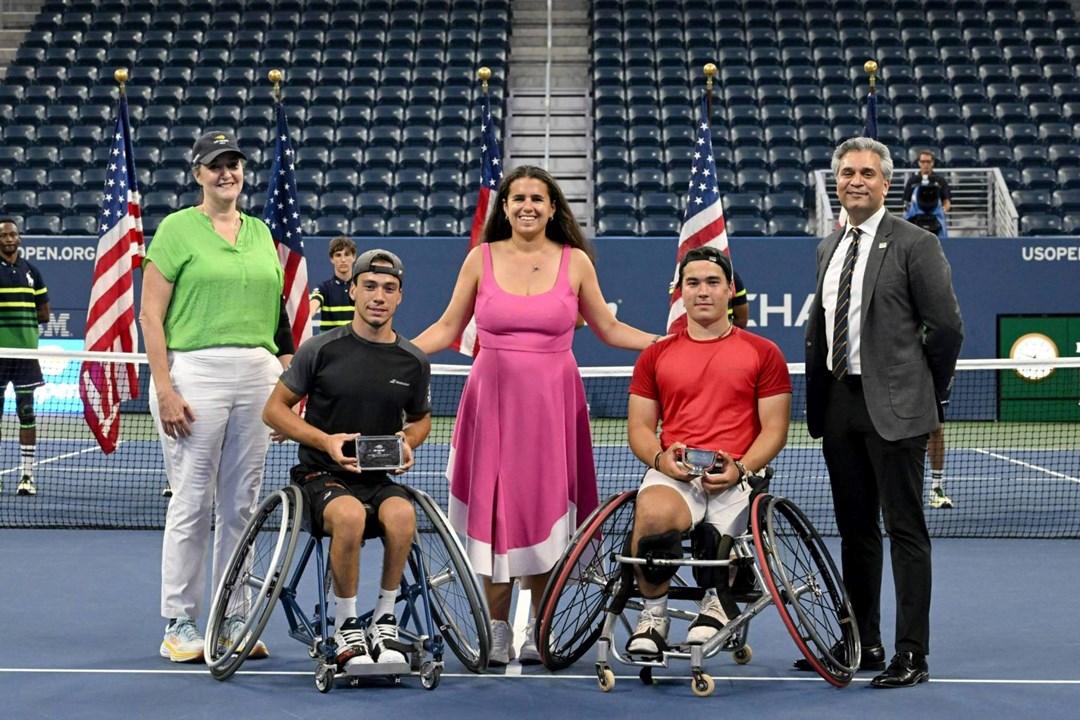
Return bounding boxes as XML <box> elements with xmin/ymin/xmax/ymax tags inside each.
<box><xmin>263</xmin><ymin>249</ymin><xmax>432</xmax><ymax>670</ymax></box>
<box><xmin>624</xmin><ymin>248</ymin><xmax>792</xmax><ymax>657</ymax></box>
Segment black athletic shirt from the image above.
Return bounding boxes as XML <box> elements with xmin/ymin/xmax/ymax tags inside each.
<box><xmin>279</xmin><ymin>324</ymin><xmax>431</xmax><ymax>478</ymax></box>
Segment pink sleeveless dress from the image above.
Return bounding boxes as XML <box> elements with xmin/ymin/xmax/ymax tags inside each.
<box><xmin>447</xmin><ymin>243</ymin><xmax>599</xmax><ymax>582</ymax></box>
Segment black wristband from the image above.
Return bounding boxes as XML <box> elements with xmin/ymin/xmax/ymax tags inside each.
<box><xmin>652</xmin><ymin>451</ymin><xmax>663</xmax><ymax>471</ymax></box>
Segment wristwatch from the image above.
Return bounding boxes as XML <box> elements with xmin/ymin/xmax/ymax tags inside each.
<box><xmin>732</xmin><ymin>459</ymin><xmax>749</xmax><ymax>486</ymax></box>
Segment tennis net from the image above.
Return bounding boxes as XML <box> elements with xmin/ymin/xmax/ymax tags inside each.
<box><xmin>0</xmin><ymin>348</ymin><xmax>1077</xmax><ymax>538</ymax></box>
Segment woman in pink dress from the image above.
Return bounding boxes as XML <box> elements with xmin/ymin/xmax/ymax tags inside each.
<box><xmin>414</xmin><ymin>166</ymin><xmax>660</xmax><ymax>666</ymax></box>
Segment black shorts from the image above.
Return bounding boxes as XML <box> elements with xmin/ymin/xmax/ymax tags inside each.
<box><xmin>0</xmin><ymin>358</ymin><xmax>44</xmax><ymax>391</ymax></box>
<box><xmin>290</xmin><ymin>465</ymin><xmax>411</xmax><ymax>539</ymax></box>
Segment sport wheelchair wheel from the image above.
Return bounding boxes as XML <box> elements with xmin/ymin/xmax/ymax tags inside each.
<box><xmin>536</xmin><ymin>490</ymin><xmax>637</xmax><ymax>671</ymax></box>
<box><xmin>206</xmin><ymin>484</ymin><xmax>303</xmax><ymax>680</ymax></box>
<box><xmin>751</xmin><ymin>493</ymin><xmax>859</xmax><ymax>686</ymax></box>
<box><xmin>406</xmin><ymin>486</ymin><xmax>491</xmax><ymax>673</ymax></box>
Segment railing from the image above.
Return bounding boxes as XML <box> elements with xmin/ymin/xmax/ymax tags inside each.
<box><xmin>813</xmin><ymin>167</ymin><xmax>1015</xmax><ymax>237</ymax></box>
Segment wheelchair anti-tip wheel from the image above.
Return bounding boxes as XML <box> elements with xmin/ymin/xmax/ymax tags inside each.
<box><xmin>206</xmin><ymin>484</ymin><xmax>303</xmax><ymax>681</ymax></box>
<box><xmin>406</xmin><ymin>486</ymin><xmax>491</xmax><ymax>673</ymax></box>
<box><xmin>751</xmin><ymin>493</ymin><xmax>859</xmax><ymax>687</ymax></box>
<box><xmin>537</xmin><ymin>490</ymin><xmax>637</xmax><ymax>670</ymax></box>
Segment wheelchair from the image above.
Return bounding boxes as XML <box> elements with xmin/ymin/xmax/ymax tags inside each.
<box><xmin>535</xmin><ymin>483</ymin><xmax>860</xmax><ymax>697</ymax></box>
<box><xmin>204</xmin><ymin>483</ymin><xmax>492</xmax><ymax>692</ymax></box>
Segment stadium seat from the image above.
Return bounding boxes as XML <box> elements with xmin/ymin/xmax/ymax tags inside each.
<box><xmin>767</xmin><ymin>216</ymin><xmax>811</xmax><ymax>236</ymax></box>
<box><xmin>1011</xmin><ymin>190</ymin><xmax>1054</xmax><ymax>214</ymax></box>
<box><xmin>763</xmin><ymin>193</ymin><xmax>806</xmax><ymax>219</ymax></box>
<box><xmin>1</xmin><ymin>190</ymin><xmax>37</xmax><ymax>215</ymax></box>
<box><xmin>596</xmin><ymin>216</ymin><xmax>639</xmax><ymax>236</ymax></box>
<box><xmin>24</xmin><ymin>216</ymin><xmax>62</xmax><ymax>235</ymax></box>
<box><xmin>61</xmin><ymin>215</ymin><xmax>98</xmax><ymax>235</ymax></box>
<box><xmin>726</xmin><ymin>216</ymin><xmax>767</xmax><ymax>237</ymax></box>
<box><xmin>1019</xmin><ymin>214</ymin><xmax>1064</xmax><ymax>236</ymax></box>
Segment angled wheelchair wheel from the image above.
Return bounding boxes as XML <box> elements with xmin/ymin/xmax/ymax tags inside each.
<box><xmin>407</xmin><ymin>486</ymin><xmax>491</xmax><ymax>673</ymax></box>
<box><xmin>206</xmin><ymin>484</ymin><xmax>303</xmax><ymax>680</ymax></box>
<box><xmin>751</xmin><ymin>493</ymin><xmax>859</xmax><ymax>687</ymax></box>
<box><xmin>536</xmin><ymin>490</ymin><xmax>637</xmax><ymax>671</ymax></box>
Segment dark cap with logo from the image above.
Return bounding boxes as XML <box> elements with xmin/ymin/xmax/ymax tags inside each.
<box><xmin>352</xmin><ymin>249</ymin><xmax>405</xmax><ymax>285</ymax></box>
<box><xmin>677</xmin><ymin>246</ymin><xmax>733</xmax><ymax>283</ymax></box>
<box><xmin>191</xmin><ymin>130</ymin><xmax>247</xmax><ymax>166</ymax></box>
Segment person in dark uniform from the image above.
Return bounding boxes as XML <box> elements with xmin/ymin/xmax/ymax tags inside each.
<box><xmin>263</xmin><ymin>249</ymin><xmax>432</xmax><ymax>670</ymax></box>
<box><xmin>309</xmin><ymin>236</ymin><xmax>357</xmax><ymax>334</ymax></box>
<box><xmin>0</xmin><ymin>218</ymin><xmax>50</xmax><ymax>496</ymax></box>
<box><xmin>729</xmin><ymin>269</ymin><xmax>749</xmax><ymax>328</ymax></box>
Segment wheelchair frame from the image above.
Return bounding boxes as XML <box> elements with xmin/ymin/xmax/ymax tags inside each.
<box><xmin>204</xmin><ymin>483</ymin><xmax>492</xmax><ymax>692</ymax></box>
<box><xmin>536</xmin><ymin>489</ymin><xmax>860</xmax><ymax>696</ymax></box>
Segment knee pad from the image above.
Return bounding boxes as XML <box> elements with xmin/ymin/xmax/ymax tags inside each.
<box><xmin>15</xmin><ymin>392</ymin><xmax>35</xmax><ymax>428</ymax></box>
<box><xmin>637</xmin><ymin>530</ymin><xmax>683</xmax><ymax>585</ymax></box>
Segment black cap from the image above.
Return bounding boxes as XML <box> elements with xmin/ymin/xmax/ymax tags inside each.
<box><xmin>352</xmin><ymin>249</ymin><xmax>405</xmax><ymax>285</ymax></box>
<box><xmin>677</xmin><ymin>246</ymin><xmax>733</xmax><ymax>284</ymax></box>
<box><xmin>191</xmin><ymin>130</ymin><xmax>247</xmax><ymax>166</ymax></box>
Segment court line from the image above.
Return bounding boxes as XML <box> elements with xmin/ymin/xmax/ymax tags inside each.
<box><xmin>975</xmin><ymin>449</ymin><xmax>1080</xmax><ymax>485</ymax></box>
<box><xmin>0</xmin><ymin>667</ymin><xmax>1077</xmax><ymax>685</ymax></box>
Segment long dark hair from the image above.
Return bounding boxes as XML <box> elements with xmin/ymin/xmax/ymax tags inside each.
<box><xmin>481</xmin><ymin>165</ymin><xmax>595</xmax><ymax>262</ymax></box>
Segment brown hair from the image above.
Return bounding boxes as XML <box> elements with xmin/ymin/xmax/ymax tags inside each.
<box><xmin>480</xmin><ymin>165</ymin><xmax>595</xmax><ymax>262</ymax></box>
<box><xmin>328</xmin><ymin>236</ymin><xmax>356</xmax><ymax>257</ymax></box>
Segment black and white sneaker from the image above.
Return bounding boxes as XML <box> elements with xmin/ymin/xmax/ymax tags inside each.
<box><xmin>625</xmin><ymin>606</ymin><xmax>670</xmax><ymax>657</ymax></box>
<box><xmin>367</xmin><ymin>613</ymin><xmax>407</xmax><ymax>664</ymax></box>
<box><xmin>686</xmin><ymin>591</ymin><xmax>740</xmax><ymax>644</ymax></box>
<box><xmin>334</xmin><ymin>617</ymin><xmax>373</xmax><ymax>668</ymax></box>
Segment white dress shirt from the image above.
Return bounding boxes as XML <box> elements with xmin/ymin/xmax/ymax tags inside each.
<box><xmin>822</xmin><ymin>204</ymin><xmax>886</xmax><ymax>376</ymax></box>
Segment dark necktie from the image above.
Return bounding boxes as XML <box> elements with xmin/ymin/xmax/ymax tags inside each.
<box><xmin>831</xmin><ymin>227</ymin><xmax>861</xmax><ymax>380</ymax></box>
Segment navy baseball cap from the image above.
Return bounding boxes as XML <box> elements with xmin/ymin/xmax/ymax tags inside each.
<box><xmin>191</xmin><ymin>130</ymin><xmax>247</xmax><ymax>166</ymax></box>
<box><xmin>352</xmin><ymin>249</ymin><xmax>405</xmax><ymax>285</ymax></box>
<box><xmin>677</xmin><ymin>246</ymin><xmax>733</xmax><ymax>283</ymax></box>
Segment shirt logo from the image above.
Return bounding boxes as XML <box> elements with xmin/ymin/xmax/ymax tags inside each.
<box><xmin>389</xmin><ymin>379</ymin><xmax>409</xmax><ymax>387</ymax></box>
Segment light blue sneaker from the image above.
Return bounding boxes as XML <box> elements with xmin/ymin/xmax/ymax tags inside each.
<box><xmin>218</xmin><ymin>615</ymin><xmax>269</xmax><ymax>659</ymax></box>
<box><xmin>160</xmin><ymin>617</ymin><xmax>204</xmax><ymax>663</ymax></box>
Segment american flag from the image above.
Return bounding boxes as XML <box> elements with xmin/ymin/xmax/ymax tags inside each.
<box><xmin>263</xmin><ymin>103</ymin><xmax>312</xmax><ymax>350</ymax></box>
<box><xmin>78</xmin><ymin>93</ymin><xmax>145</xmax><ymax>454</ymax></box>
<box><xmin>667</xmin><ymin>98</ymin><xmax>731</xmax><ymax>334</ymax></box>
<box><xmin>451</xmin><ymin>90</ymin><xmax>503</xmax><ymax>357</ymax></box>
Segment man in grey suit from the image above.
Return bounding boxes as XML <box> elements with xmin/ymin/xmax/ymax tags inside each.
<box><xmin>800</xmin><ymin>137</ymin><xmax>963</xmax><ymax>688</ymax></box>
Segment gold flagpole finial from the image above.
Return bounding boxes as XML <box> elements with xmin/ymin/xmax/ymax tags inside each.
<box><xmin>864</xmin><ymin>60</ymin><xmax>879</xmax><ymax>93</ymax></box>
<box><xmin>268</xmin><ymin>69</ymin><xmax>283</xmax><ymax>102</ymax></box>
<box><xmin>478</xmin><ymin>66</ymin><xmax>491</xmax><ymax>94</ymax></box>
<box><xmin>114</xmin><ymin>68</ymin><xmax>128</xmax><ymax>94</ymax></box>
<box><xmin>703</xmin><ymin>62</ymin><xmax>717</xmax><ymax>92</ymax></box>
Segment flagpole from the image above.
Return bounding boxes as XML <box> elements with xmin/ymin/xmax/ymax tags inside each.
<box><xmin>114</xmin><ymin>67</ymin><xmax>127</xmax><ymax>94</ymax></box>
<box><xmin>865</xmin><ymin>59</ymin><xmax>878</xmax><ymax>96</ymax></box>
<box><xmin>703</xmin><ymin>62</ymin><xmax>716</xmax><ymax>127</ymax></box>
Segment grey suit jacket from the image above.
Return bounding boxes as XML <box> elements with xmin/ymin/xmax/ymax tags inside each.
<box><xmin>805</xmin><ymin>211</ymin><xmax>964</xmax><ymax>442</ymax></box>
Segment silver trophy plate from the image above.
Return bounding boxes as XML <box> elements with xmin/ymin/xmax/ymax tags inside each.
<box><xmin>355</xmin><ymin>435</ymin><xmax>404</xmax><ymax>471</ymax></box>
<box><xmin>678</xmin><ymin>448</ymin><xmax>719</xmax><ymax>476</ymax></box>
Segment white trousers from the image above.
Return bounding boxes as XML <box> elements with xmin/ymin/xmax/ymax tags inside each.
<box><xmin>151</xmin><ymin>347</ymin><xmax>281</xmax><ymax>621</ymax></box>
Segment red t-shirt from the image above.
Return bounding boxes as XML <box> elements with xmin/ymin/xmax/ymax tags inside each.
<box><xmin>629</xmin><ymin>327</ymin><xmax>791</xmax><ymax>458</ymax></box>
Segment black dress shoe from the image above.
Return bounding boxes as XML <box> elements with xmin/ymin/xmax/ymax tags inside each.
<box><xmin>870</xmin><ymin>651</ymin><xmax>929</xmax><ymax>688</ymax></box>
<box><xmin>793</xmin><ymin>642</ymin><xmax>885</xmax><ymax>672</ymax></box>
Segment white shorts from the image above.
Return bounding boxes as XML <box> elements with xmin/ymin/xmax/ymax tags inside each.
<box><xmin>639</xmin><ymin>468</ymin><xmax>751</xmax><ymax>537</ymax></box>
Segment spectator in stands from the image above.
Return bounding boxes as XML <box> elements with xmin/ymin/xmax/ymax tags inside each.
<box><xmin>0</xmin><ymin>218</ymin><xmax>50</xmax><ymax>497</ymax></box>
<box><xmin>803</xmin><ymin>137</ymin><xmax>963</xmax><ymax>688</ymax></box>
<box><xmin>730</xmin><ymin>269</ymin><xmax>749</xmax><ymax>328</ymax></box>
<box><xmin>140</xmin><ymin>131</ymin><xmax>294</xmax><ymax>663</ymax></box>
<box><xmin>624</xmin><ymin>247</ymin><xmax>790</xmax><ymax>658</ymax></box>
<box><xmin>412</xmin><ymin>165</ymin><xmax>662</xmax><ymax>666</ymax></box>
<box><xmin>309</xmin><ymin>236</ymin><xmax>357</xmax><ymax>334</ymax></box>
<box><xmin>264</xmin><ymin>249</ymin><xmax>431</xmax><ymax>669</ymax></box>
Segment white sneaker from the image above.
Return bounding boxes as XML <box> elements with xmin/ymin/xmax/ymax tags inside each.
<box><xmin>160</xmin><ymin>617</ymin><xmax>205</xmax><ymax>663</ymax></box>
<box><xmin>686</xmin><ymin>593</ymin><xmax>732</xmax><ymax>645</ymax></box>
<box><xmin>367</xmin><ymin>613</ymin><xmax>407</xmax><ymax>664</ymax></box>
<box><xmin>626</xmin><ymin>606</ymin><xmax>670</xmax><ymax>656</ymax></box>
<box><xmin>518</xmin><ymin>618</ymin><xmax>541</xmax><ymax>665</ymax></box>
<box><xmin>218</xmin><ymin>615</ymin><xmax>269</xmax><ymax>659</ymax></box>
<box><xmin>334</xmin><ymin>617</ymin><xmax>373</xmax><ymax>667</ymax></box>
<box><xmin>929</xmin><ymin>487</ymin><xmax>954</xmax><ymax>509</ymax></box>
<box><xmin>489</xmin><ymin>619</ymin><xmax>516</xmax><ymax>667</ymax></box>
